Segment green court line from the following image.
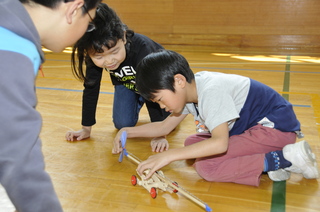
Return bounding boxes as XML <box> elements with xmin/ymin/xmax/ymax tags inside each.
<box><xmin>282</xmin><ymin>55</ymin><xmax>291</xmax><ymax>101</ymax></box>
<box><xmin>271</xmin><ymin>55</ymin><xmax>291</xmax><ymax>212</ymax></box>
<box><xmin>271</xmin><ymin>181</ymin><xmax>286</xmax><ymax>212</ymax></box>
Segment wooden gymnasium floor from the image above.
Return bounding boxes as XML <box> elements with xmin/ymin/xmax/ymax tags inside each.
<box><xmin>1</xmin><ymin>46</ymin><xmax>319</xmax><ymax>212</ymax></box>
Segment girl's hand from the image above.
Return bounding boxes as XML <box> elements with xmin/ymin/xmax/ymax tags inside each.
<box><xmin>150</xmin><ymin>136</ymin><xmax>169</xmax><ymax>152</ymax></box>
<box><xmin>65</xmin><ymin>126</ymin><xmax>91</xmax><ymax>141</ymax></box>
<box><xmin>137</xmin><ymin>151</ymin><xmax>172</xmax><ymax>179</ymax></box>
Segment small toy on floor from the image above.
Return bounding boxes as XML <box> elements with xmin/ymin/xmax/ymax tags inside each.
<box><xmin>118</xmin><ymin>131</ymin><xmax>212</xmax><ymax>212</ymax></box>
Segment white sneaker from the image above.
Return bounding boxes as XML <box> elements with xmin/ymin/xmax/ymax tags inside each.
<box><xmin>268</xmin><ymin>169</ymin><xmax>291</xmax><ymax>181</ymax></box>
<box><xmin>283</xmin><ymin>140</ymin><xmax>319</xmax><ymax>179</ymax></box>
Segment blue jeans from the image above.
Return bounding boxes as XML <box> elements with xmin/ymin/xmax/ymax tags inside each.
<box><xmin>112</xmin><ymin>85</ymin><xmax>170</xmax><ymax>129</ymax></box>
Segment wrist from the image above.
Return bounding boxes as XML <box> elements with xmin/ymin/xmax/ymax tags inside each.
<box><xmin>82</xmin><ymin>126</ymin><xmax>92</xmax><ymax>132</ymax></box>
<box><xmin>120</xmin><ymin>127</ymin><xmax>129</xmax><ymax>136</ymax></box>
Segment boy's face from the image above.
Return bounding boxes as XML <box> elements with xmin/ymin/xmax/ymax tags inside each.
<box><xmin>151</xmin><ymin>87</ymin><xmax>187</xmax><ymax>115</ymax></box>
<box><xmin>63</xmin><ymin>6</ymin><xmax>97</xmax><ymax>51</ymax></box>
<box><xmin>89</xmin><ymin>39</ymin><xmax>127</xmax><ymax>71</ymax></box>
<box><xmin>150</xmin><ymin>75</ymin><xmax>193</xmax><ymax>114</ymax></box>
<box><xmin>42</xmin><ymin>1</ymin><xmax>97</xmax><ymax>52</ymax></box>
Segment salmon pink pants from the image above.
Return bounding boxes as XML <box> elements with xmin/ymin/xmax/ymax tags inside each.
<box><xmin>184</xmin><ymin>124</ymin><xmax>296</xmax><ymax>186</ymax></box>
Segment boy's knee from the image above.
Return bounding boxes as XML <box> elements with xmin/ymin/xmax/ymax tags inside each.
<box><xmin>184</xmin><ymin>134</ymin><xmax>198</xmax><ymax>146</ymax></box>
<box><xmin>184</xmin><ymin>133</ymin><xmax>211</xmax><ymax>146</ymax></box>
<box><xmin>194</xmin><ymin>162</ymin><xmax>219</xmax><ymax>182</ymax></box>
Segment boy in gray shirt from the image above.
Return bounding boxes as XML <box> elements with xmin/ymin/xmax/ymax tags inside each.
<box><xmin>0</xmin><ymin>0</ymin><xmax>100</xmax><ymax>211</ymax></box>
<box><xmin>112</xmin><ymin>50</ymin><xmax>319</xmax><ymax>186</ymax></box>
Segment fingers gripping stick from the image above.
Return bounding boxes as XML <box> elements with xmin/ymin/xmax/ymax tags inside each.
<box><xmin>118</xmin><ymin>131</ymin><xmax>212</xmax><ymax>212</ymax></box>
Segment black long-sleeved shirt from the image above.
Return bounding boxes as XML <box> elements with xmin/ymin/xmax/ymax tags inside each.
<box><xmin>82</xmin><ymin>33</ymin><xmax>168</xmax><ymax>126</ymax></box>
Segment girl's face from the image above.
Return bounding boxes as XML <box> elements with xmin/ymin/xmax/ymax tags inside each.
<box><xmin>89</xmin><ymin>39</ymin><xmax>126</xmax><ymax>70</ymax></box>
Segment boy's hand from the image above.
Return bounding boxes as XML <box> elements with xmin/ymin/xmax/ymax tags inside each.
<box><xmin>150</xmin><ymin>136</ymin><xmax>169</xmax><ymax>152</ymax></box>
<box><xmin>65</xmin><ymin>126</ymin><xmax>91</xmax><ymax>141</ymax></box>
<box><xmin>112</xmin><ymin>130</ymin><xmax>124</xmax><ymax>154</ymax></box>
<box><xmin>137</xmin><ymin>151</ymin><xmax>172</xmax><ymax>179</ymax></box>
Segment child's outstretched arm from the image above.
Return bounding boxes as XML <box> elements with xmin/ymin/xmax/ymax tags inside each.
<box><xmin>137</xmin><ymin>122</ymin><xmax>229</xmax><ymax>179</ymax></box>
<box><xmin>112</xmin><ymin>113</ymin><xmax>187</xmax><ymax>154</ymax></box>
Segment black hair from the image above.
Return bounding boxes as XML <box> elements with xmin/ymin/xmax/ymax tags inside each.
<box><xmin>71</xmin><ymin>2</ymin><xmax>134</xmax><ymax>82</ymax></box>
<box><xmin>19</xmin><ymin>0</ymin><xmax>100</xmax><ymax>11</ymax></box>
<box><xmin>136</xmin><ymin>50</ymin><xmax>195</xmax><ymax>100</ymax></box>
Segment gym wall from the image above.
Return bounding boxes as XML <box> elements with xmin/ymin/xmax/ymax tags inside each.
<box><xmin>103</xmin><ymin>0</ymin><xmax>320</xmax><ymax>52</ymax></box>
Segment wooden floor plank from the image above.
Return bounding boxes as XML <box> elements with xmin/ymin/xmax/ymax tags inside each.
<box><xmin>1</xmin><ymin>46</ymin><xmax>319</xmax><ymax>211</ymax></box>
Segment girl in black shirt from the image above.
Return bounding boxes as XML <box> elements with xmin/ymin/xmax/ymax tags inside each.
<box><xmin>65</xmin><ymin>3</ymin><xmax>171</xmax><ymax>152</ymax></box>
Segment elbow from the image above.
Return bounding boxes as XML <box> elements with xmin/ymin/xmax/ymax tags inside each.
<box><xmin>221</xmin><ymin>144</ymin><xmax>228</xmax><ymax>153</ymax></box>
<box><xmin>220</xmin><ymin>139</ymin><xmax>229</xmax><ymax>153</ymax></box>
<box><xmin>215</xmin><ymin>138</ymin><xmax>229</xmax><ymax>154</ymax></box>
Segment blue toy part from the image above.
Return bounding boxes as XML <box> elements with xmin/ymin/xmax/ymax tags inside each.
<box><xmin>205</xmin><ymin>204</ymin><xmax>212</xmax><ymax>212</ymax></box>
<box><xmin>121</xmin><ymin>131</ymin><xmax>127</xmax><ymax>149</ymax></box>
<box><xmin>118</xmin><ymin>131</ymin><xmax>128</xmax><ymax>162</ymax></box>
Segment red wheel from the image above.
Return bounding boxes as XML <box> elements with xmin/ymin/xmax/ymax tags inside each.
<box><xmin>172</xmin><ymin>182</ymin><xmax>179</xmax><ymax>193</ymax></box>
<box><xmin>150</xmin><ymin>187</ymin><xmax>157</xmax><ymax>199</ymax></box>
<box><xmin>131</xmin><ymin>175</ymin><xmax>137</xmax><ymax>186</ymax></box>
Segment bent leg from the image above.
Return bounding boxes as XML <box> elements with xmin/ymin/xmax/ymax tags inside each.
<box><xmin>184</xmin><ymin>133</ymin><xmax>211</xmax><ymax>146</ymax></box>
<box><xmin>113</xmin><ymin>85</ymin><xmax>143</xmax><ymax>129</ymax></box>
<box><xmin>190</xmin><ymin>125</ymin><xmax>296</xmax><ymax>186</ymax></box>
